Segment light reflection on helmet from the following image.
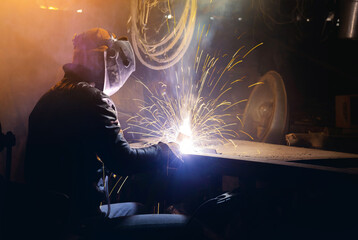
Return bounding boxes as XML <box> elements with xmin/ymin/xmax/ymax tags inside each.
<box><xmin>72</xmin><ymin>28</ymin><xmax>136</xmax><ymax>96</ymax></box>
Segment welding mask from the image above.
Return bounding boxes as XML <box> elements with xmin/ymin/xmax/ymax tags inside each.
<box><xmin>103</xmin><ymin>38</ymin><xmax>136</xmax><ymax>96</ymax></box>
<box><xmin>72</xmin><ymin>28</ymin><xmax>136</xmax><ymax>96</ymax></box>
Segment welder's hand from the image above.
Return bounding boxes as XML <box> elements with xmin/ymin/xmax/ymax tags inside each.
<box><xmin>158</xmin><ymin>142</ymin><xmax>183</xmax><ymax>169</ymax></box>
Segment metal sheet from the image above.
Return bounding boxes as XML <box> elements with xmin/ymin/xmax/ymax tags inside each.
<box><xmin>131</xmin><ymin>138</ymin><xmax>358</xmax><ymax>176</ymax></box>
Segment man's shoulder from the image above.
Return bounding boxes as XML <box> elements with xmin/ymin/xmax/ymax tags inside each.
<box><xmin>52</xmin><ymin>78</ymin><xmax>103</xmax><ymax>100</ymax></box>
<box><xmin>72</xmin><ymin>81</ymin><xmax>116</xmax><ymax>111</ymax></box>
<box><xmin>75</xmin><ymin>81</ymin><xmax>101</xmax><ymax>97</ymax></box>
<box><xmin>46</xmin><ymin>77</ymin><xmax>115</xmax><ymax>113</ymax></box>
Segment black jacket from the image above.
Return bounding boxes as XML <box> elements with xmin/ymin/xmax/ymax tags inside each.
<box><xmin>25</xmin><ymin>64</ymin><xmax>164</xmax><ymax>220</ymax></box>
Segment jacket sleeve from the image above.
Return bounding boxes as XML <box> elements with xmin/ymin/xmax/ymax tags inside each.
<box><xmin>88</xmin><ymin>89</ymin><xmax>164</xmax><ymax>175</ymax></box>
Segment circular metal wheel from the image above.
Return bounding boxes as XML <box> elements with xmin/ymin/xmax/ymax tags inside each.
<box><xmin>242</xmin><ymin>71</ymin><xmax>288</xmax><ymax>144</ymax></box>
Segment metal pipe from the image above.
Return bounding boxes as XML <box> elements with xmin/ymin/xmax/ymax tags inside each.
<box><xmin>339</xmin><ymin>0</ymin><xmax>358</xmax><ymax>39</ymax></box>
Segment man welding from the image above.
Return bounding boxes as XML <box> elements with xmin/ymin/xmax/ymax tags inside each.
<box><xmin>24</xmin><ymin>28</ymin><xmax>189</xmax><ymax>239</ymax></box>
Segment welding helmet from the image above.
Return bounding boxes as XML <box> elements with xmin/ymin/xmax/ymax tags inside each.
<box><xmin>72</xmin><ymin>28</ymin><xmax>136</xmax><ymax>96</ymax></box>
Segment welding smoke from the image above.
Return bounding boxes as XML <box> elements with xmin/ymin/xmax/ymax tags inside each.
<box><xmin>0</xmin><ymin>0</ymin><xmax>131</xmax><ymax>181</ymax></box>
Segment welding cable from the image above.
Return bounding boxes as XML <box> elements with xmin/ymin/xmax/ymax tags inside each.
<box><xmin>97</xmin><ymin>155</ymin><xmax>111</xmax><ymax>218</ymax></box>
<box><xmin>186</xmin><ymin>192</ymin><xmax>237</xmax><ymax>227</ymax></box>
<box><xmin>186</xmin><ymin>197</ymin><xmax>217</xmax><ymax>226</ymax></box>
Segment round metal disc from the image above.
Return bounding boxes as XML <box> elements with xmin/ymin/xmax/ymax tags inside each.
<box><xmin>242</xmin><ymin>71</ymin><xmax>288</xmax><ymax>144</ymax></box>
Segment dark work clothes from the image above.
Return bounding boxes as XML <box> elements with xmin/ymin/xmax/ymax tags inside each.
<box><xmin>25</xmin><ymin>63</ymin><xmax>164</xmax><ymax>222</ymax></box>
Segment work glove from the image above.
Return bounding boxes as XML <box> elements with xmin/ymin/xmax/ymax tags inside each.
<box><xmin>158</xmin><ymin>142</ymin><xmax>183</xmax><ymax>170</ymax></box>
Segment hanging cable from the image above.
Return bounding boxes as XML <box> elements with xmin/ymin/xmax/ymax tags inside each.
<box><xmin>130</xmin><ymin>0</ymin><xmax>197</xmax><ymax>70</ymax></box>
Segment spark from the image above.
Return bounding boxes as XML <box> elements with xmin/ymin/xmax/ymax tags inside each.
<box><xmin>242</xmin><ymin>42</ymin><xmax>264</xmax><ymax>59</ymax></box>
<box><xmin>239</xmin><ymin>130</ymin><xmax>254</xmax><ymax>140</ymax></box>
<box><xmin>127</xmin><ymin>25</ymin><xmax>262</xmax><ymax>153</ymax></box>
<box><xmin>248</xmin><ymin>81</ymin><xmax>264</xmax><ymax>88</ymax></box>
<box><xmin>48</xmin><ymin>6</ymin><xmax>59</xmax><ymax>10</ymax></box>
<box><xmin>116</xmin><ymin>176</ymin><xmax>129</xmax><ymax>194</ymax></box>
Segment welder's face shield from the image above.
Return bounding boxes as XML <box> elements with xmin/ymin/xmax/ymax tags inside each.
<box><xmin>103</xmin><ymin>39</ymin><xmax>136</xmax><ymax>96</ymax></box>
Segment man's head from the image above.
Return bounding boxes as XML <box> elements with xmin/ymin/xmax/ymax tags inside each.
<box><xmin>72</xmin><ymin>28</ymin><xmax>136</xmax><ymax>96</ymax></box>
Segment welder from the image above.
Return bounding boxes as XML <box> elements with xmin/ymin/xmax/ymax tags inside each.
<box><xmin>24</xmin><ymin>28</ymin><xmax>187</xmax><ymax>238</ymax></box>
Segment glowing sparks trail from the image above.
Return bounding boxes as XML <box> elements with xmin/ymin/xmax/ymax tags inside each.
<box><xmin>127</xmin><ymin>24</ymin><xmax>262</xmax><ymax>153</ymax></box>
